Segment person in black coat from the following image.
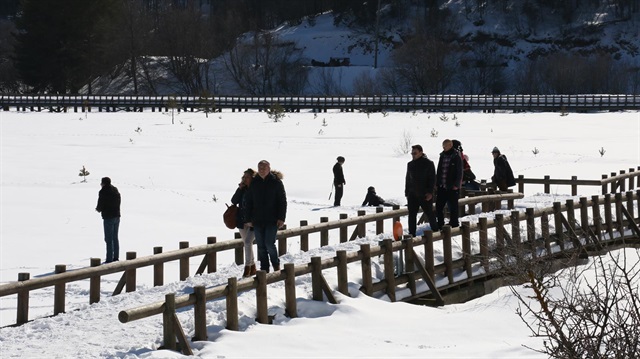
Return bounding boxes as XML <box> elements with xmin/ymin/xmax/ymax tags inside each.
<box><xmin>405</xmin><ymin>144</ymin><xmax>438</xmax><ymax>236</ymax></box>
<box><xmin>95</xmin><ymin>177</ymin><xmax>121</xmax><ymax>263</ymax></box>
<box><xmin>231</xmin><ymin>168</ymin><xmax>256</xmax><ymax>277</ymax></box>
<box><xmin>362</xmin><ymin>186</ymin><xmax>394</xmax><ymax>207</ymax></box>
<box><xmin>245</xmin><ymin>160</ymin><xmax>287</xmax><ymax>273</ymax></box>
<box><xmin>436</xmin><ymin>139</ymin><xmax>464</xmax><ymax>229</ymax></box>
<box><xmin>491</xmin><ymin>147</ymin><xmax>516</xmax><ymax>191</ymax></box>
<box><xmin>332</xmin><ymin>156</ymin><xmax>346</xmax><ymax>206</ymax></box>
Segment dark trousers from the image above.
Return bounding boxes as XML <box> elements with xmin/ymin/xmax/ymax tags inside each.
<box><xmin>436</xmin><ymin>187</ymin><xmax>460</xmax><ymax>228</ymax></box>
<box><xmin>407</xmin><ymin>194</ymin><xmax>438</xmax><ymax>236</ymax></box>
<box><xmin>334</xmin><ymin>184</ymin><xmax>343</xmax><ymax>206</ymax></box>
<box><xmin>103</xmin><ymin>217</ymin><xmax>120</xmax><ymax>262</ymax></box>
<box><xmin>254</xmin><ymin>224</ymin><xmax>279</xmax><ymax>272</ymax></box>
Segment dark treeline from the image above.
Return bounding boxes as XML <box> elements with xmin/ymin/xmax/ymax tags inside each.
<box><xmin>0</xmin><ymin>0</ymin><xmax>639</xmax><ymax>95</ymax></box>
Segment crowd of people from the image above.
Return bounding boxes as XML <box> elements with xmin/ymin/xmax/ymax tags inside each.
<box><xmin>94</xmin><ymin>140</ymin><xmax>514</xmax><ymax>274</ymax></box>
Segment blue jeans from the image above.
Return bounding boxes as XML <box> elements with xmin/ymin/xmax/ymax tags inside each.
<box><xmin>103</xmin><ymin>217</ymin><xmax>120</xmax><ymax>262</ymax></box>
<box><xmin>253</xmin><ymin>224</ymin><xmax>279</xmax><ymax>272</ymax></box>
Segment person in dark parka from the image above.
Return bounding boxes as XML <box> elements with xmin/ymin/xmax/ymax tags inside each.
<box><xmin>405</xmin><ymin>144</ymin><xmax>439</xmax><ymax>236</ymax></box>
<box><xmin>436</xmin><ymin>139</ymin><xmax>464</xmax><ymax>229</ymax></box>
<box><xmin>245</xmin><ymin>160</ymin><xmax>287</xmax><ymax>273</ymax></box>
<box><xmin>95</xmin><ymin>177</ymin><xmax>121</xmax><ymax>263</ymax></box>
<box><xmin>491</xmin><ymin>147</ymin><xmax>516</xmax><ymax>191</ymax></box>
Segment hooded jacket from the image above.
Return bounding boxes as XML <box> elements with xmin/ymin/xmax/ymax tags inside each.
<box><xmin>245</xmin><ymin>171</ymin><xmax>287</xmax><ymax>226</ymax></box>
<box><xmin>436</xmin><ymin>148</ymin><xmax>463</xmax><ymax>190</ymax></box>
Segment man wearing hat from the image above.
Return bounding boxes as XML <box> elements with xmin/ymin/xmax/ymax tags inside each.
<box><xmin>491</xmin><ymin>147</ymin><xmax>516</xmax><ymax>191</ymax></box>
<box><xmin>96</xmin><ymin>177</ymin><xmax>121</xmax><ymax>263</ymax></box>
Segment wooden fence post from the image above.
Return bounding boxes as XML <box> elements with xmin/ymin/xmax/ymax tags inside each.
<box><xmin>376</xmin><ymin>207</ymin><xmax>384</xmax><ymax>234</ymax></box>
<box><xmin>511</xmin><ymin>211</ymin><xmax>521</xmax><ymax>244</ymax></box>
<box><xmin>571</xmin><ymin>175</ymin><xmax>578</xmax><ymax>196</ymax></box>
<box><xmin>193</xmin><ymin>286</ymin><xmax>207</xmax><ymax>341</ymax></box>
<box><xmin>461</xmin><ymin>222</ymin><xmax>472</xmax><ymax>278</ymax></box>
<box><xmin>625</xmin><ymin>191</ymin><xmax>634</xmax><ymax>219</ymax></box>
<box><xmin>234</xmin><ymin>232</ymin><xmax>243</xmax><ymax>265</ymax></box>
<box><xmin>300</xmin><ymin>220</ymin><xmax>309</xmax><ymax>250</ymax></box>
<box><xmin>163</xmin><ymin>293</ymin><xmax>177</xmax><ymax>351</ymax></box>
<box><xmin>423</xmin><ymin>231</ymin><xmax>435</xmax><ymax>279</ymax></box>
<box><xmin>125</xmin><ymin>252</ymin><xmax>137</xmax><ymax>292</ymax></box>
<box><xmin>478</xmin><ymin>217</ymin><xmax>489</xmax><ymax>271</ymax></box>
<box><xmin>392</xmin><ymin>205</ymin><xmax>401</xmax><ymax>224</ymax></box>
<box><xmin>604</xmin><ymin>194</ymin><xmax>614</xmax><ymax>240</ymax></box>
<box><xmin>544</xmin><ymin>175</ymin><xmax>551</xmax><ymax>194</ymax></box>
<box><xmin>526</xmin><ymin>208</ymin><xmax>536</xmax><ymax>258</ymax></box>
<box><xmin>256</xmin><ymin>271</ymin><xmax>268</xmax><ymax>324</ymax></box>
<box><xmin>339</xmin><ymin>215</ymin><xmax>348</xmax><ymax>243</ymax></box>
<box><xmin>54</xmin><ymin>264</ymin><xmax>66</xmax><ymax>315</ymax></box>
<box><xmin>629</xmin><ymin>168</ymin><xmax>636</xmax><ymax>190</ymax></box>
<box><xmin>278</xmin><ymin>224</ymin><xmax>287</xmax><ymax>255</ymax></box>
<box><xmin>320</xmin><ymin>217</ymin><xmax>329</xmax><ymax>246</ymax></box>
<box><xmin>206</xmin><ymin>237</ymin><xmax>217</xmax><ymax>273</ymax></box>
<box><xmin>614</xmin><ymin>193</ymin><xmax>624</xmax><ymax>235</ymax></box>
<box><xmin>566</xmin><ymin>199</ymin><xmax>576</xmax><ymax>233</ymax></box>
<box><xmin>602</xmin><ymin>174</ymin><xmax>608</xmax><ymax>194</ymax></box>
<box><xmin>381</xmin><ymin>239</ymin><xmax>396</xmax><ymax>302</ymax></box>
<box><xmin>403</xmin><ymin>235</ymin><xmax>416</xmax><ymax>296</ymax></box>
<box><xmin>552</xmin><ymin>202</ymin><xmax>565</xmax><ymax>250</ymax></box>
<box><xmin>311</xmin><ymin>257</ymin><xmax>323</xmax><ymax>301</ymax></box>
<box><xmin>226</xmin><ymin>277</ymin><xmax>238</xmax><ymax>330</ymax></box>
<box><xmin>541</xmin><ymin>212</ymin><xmax>551</xmax><ymax>256</ymax></box>
<box><xmin>284</xmin><ymin>263</ymin><xmax>297</xmax><ymax>318</ymax></box>
<box><xmin>591</xmin><ymin>195</ymin><xmax>603</xmax><ymax>242</ymax></box>
<box><xmin>359</xmin><ymin>244</ymin><xmax>373</xmax><ymax>296</ymax></box>
<box><xmin>442</xmin><ymin>226</ymin><xmax>454</xmax><ymax>284</ymax></box>
<box><xmin>357</xmin><ymin>210</ymin><xmax>366</xmax><ymax>238</ymax></box>
<box><xmin>179</xmin><ymin>242</ymin><xmax>189</xmax><ymax>281</ymax></box>
<box><xmin>90</xmin><ymin>258</ymin><xmax>101</xmax><ymax>304</ymax></box>
<box><xmin>17</xmin><ymin>272</ymin><xmax>30</xmax><ymax>324</ymax></box>
<box><xmin>336</xmin><ymin>250</ymin><xmax>349</xmax><ymax>296</ymax></box>
<box><xmin>611</xmin><ymin>172</ymin><xmax>617</xmax><ymax>193</ymax></box>
<box><xmin>619</xmin><ymin>170</ymin><xmax>626</xmax><ymax>192</ymax></box>
<box><xmin>495</xmin><ymin>214</ymin><xmax>505</xmax><ymax>255</ymax></box>
<box><xmin>518</xmin><ymin>175</ymin><xmax>524</xmax><ymax>194</ymax></box>
<box><xmin>579</xmin><ymin>197</ymin><xmax>589</xmax><ymax>239</ymax></box>
<box><xmin>153</xmin><ymin>247</ymin><xmax>164</xmax><ymax>286</ymax></box>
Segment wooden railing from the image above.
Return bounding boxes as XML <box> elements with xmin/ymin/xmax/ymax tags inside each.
<box><xmin>516</xmin><ymin>166</ymin><xmax>640</xmax><ymax>195</ymax></box>
<box><xmin>2</xmin><ymin>94</ymin><xmax>640</xmax><ymax>113</ymax></box>
<box><xmin>118</xmin><ymin>190</ymin><xmax>640</xmax><ymax>355</ymax></box>
<box><xmin>0</xmin><ymin>192</ymin><xmax>521</xmax><ymax>327</ymax></box>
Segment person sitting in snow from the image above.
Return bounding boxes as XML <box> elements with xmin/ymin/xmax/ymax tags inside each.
<box><xmin>362</xmin><ymin>186</ymin><xmax>395</xmax><ymax>207</ymax></box>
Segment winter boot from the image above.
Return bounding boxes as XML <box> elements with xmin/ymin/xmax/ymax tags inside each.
<box><xmin>242</xmin><ymin>266</ymin><xmax>251</xmax><ymax>278</ymax></box>
<box><xmin>273</xmin><ymin>263</ymin><xmax>280</xmax><ymax>272</ymax></box>
<box><xmin>249</xmin><ymin>264</ymin><xmax>256</xmax><ymax>276</ymax></box>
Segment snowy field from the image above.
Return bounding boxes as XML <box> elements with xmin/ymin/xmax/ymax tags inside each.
<box><xmin>0</xmin><ymin>109</ymin><xmax>639</xmax><ymax>358</ymax></box>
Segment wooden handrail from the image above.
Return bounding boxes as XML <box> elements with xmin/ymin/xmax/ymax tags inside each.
<box><xmin>119</xmin><ymin>191</ymin><xmax>639</xmax><ymax>325</ymax></box>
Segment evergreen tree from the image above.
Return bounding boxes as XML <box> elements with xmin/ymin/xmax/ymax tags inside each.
<box><xmin>14</xmin><ymin>0</ymin><xmax>119</xmax><ymax>93</ymax></box>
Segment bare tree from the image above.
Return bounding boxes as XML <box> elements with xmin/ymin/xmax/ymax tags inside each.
<box><xmin>507</xmin><ymin>247</ymin><xmax>640</xmax><ymax>358</ymax></box>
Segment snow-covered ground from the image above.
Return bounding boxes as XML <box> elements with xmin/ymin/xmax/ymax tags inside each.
<box><xmin>0</xmin><ymin>109</ymin><xmax>639</xmax><ymax>358</ymax></box>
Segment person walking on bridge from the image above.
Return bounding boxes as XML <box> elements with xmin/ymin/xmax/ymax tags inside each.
<box><xmin>405</xmin><ymin>145</ymin><xmax>438</xmax><ymax>236</ymax></box>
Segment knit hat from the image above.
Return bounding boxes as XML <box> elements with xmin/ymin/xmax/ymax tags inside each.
<box><xmin>101</xmin><ymin>177</ymin><xmax>111</xmax><ymax>185</ymax></box>
<box><xmin>491</xmin><ymin>147</ymin><xmax>500</xmax><ymax>154</ymax></box>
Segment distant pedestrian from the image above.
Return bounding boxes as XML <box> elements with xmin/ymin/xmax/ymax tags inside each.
<box><xmin>491</xmin><ymin>147</ymin><xmax>516</xmax><ymax>191</ymax></box>
<box><xmin>452</xmin><ymin>139</ymin><xmax>480</xmax><ymax>191</ymax></box>
<box><xmin>231</xmin><ymin>168</ymin><xmax>256</xmax><ymax>278</ymax></box>
<box><xmin>245</xmin><ymin>160</ymin><xmax>287</xmax><ymax>273</ymax></box>
<box><xmin>405</xmin><ymin>145</ymin><xmax>438</xmax><ymax>236</ymax></box>
<box><xmin>332</xmin><ymin>156</ymin><xmax>346</xmax><ymax>206</ymax></box>
<box><xmin>95</xmin><ymin>177</ymin><xmax>121</xmax><ymax>264</ymax></box>
<box><xmin>362</xmin><ymin>186</ymin><xmax>395</xmax><ymax>207</ymax></box>
<box><xmin>436</xmin><ymin>139</ymin><xmax>464</xmax><ymax>229</ymax></box>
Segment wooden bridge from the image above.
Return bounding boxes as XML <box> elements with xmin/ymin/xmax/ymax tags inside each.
<box><xmin>0</xmin><ymin>168</ymin><xmax>639</xmax><ymax>355</ymax></box>
<box><xmin>2</xmin><ymin>94</ymin><xmax>640</xmax><ymax>113</ymax></box>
